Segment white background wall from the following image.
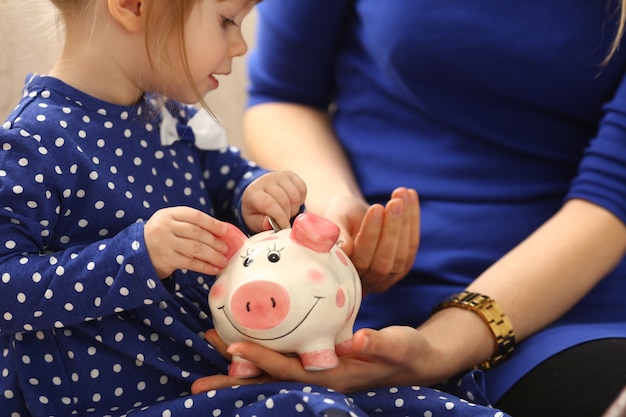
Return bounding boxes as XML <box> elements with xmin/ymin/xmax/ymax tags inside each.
<box><xmin>0</xmin><ymin>2</ymin><xmax>256</xmax><ymax>154</ymax></box>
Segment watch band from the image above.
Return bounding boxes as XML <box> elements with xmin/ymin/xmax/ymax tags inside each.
<box><xmin>431</xmin><ymin>291</ymin><xmax>516</xmax><ymax>370</ymax></box>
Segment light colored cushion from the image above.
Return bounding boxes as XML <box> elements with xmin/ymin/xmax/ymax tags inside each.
<box><xmin>0</xmin><ymin>2</ymin><xmax>61</xmax><ymax>121</ymax></box>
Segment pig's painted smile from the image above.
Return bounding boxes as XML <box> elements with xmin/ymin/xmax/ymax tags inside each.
<box><xmin>217</xmin><ymin>296</ymin><xmax>324</xmax><ymax>341</ymax></box>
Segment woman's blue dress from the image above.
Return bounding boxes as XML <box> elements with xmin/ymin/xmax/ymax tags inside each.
<box><xmin>247</xmin><ymin>0</ymin><xmax>626</xmax><ymax>403</ymax></box>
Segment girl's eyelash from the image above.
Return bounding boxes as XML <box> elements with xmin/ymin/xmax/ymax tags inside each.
<box><xmin>222</xmin><ymin>16</ymin><xmax>238</xmax><ymax>26</ymax></box>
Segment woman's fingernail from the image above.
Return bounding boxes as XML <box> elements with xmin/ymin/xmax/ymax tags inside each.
<box><xmin>359</xmin><ymin>335</ymin><xmax>370</xmax><ymax>353</ymax></box>
<box><xmin>391</xmin><ymin>203</ymin><xmax>403</xmax><ymax>217</ymax></box>
<box><xmin>227</xmin><ymin>346</ymin><xmax>243</xmax><ymax>359</ymax></box>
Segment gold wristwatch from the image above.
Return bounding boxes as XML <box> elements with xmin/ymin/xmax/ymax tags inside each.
<box><xmin>431</xmin><ymin>291</ymin><xmax>516</xmax><ymax>370</ymax></box>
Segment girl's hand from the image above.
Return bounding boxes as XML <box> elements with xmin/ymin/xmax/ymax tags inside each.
<box><xmin>191</xmin><ymin>326</ymin><xmax>444</xmax><ymax>395</ymax></box>
<box><xmin>241</xmin><ymin>170</ymin><xmax>307</xmax><ymax>232</ymax></box>
<box><xmin>325</xmin><ymin>187</ymin><xmax>420</xmax><ymax>295</ymax></box>
<box><xmin>144</xmin><ymin>206</ymin><xmax>238</xmax><ymax>279</ymax></box>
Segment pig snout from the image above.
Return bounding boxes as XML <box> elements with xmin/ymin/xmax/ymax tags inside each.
<box><xmin>230</xmin><ymin>281</ymin><xmax>290</xmax><ymax>330</ymax></box>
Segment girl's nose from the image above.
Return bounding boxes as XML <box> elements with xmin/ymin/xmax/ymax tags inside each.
<box><xmin>229</xmin><ymin>31</ymin><xmax>248</xmax><ymax>58</ymax></box>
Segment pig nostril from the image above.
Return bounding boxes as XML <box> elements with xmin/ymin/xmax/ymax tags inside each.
<box><xmin>244</xmin><ymin>298</ymin><xmax>277</xmax><ymax>312</ymax></box>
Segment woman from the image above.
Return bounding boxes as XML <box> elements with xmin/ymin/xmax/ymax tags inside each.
<box><xmin>193</xmin><ymin>1</ymin><xmax>626</xmax><ymax>416</ymax></box>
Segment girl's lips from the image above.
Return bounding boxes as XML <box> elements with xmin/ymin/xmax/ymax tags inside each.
<box><xmin>208</xmin><ymin>74</ymin><xmax>219</xmax><ymax>90</ymax></box>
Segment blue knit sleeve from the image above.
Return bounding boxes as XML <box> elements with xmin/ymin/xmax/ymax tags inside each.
<box><xmin>568</xmin><ymin>72</ymin><xmax>626</xmax><ymax>224</ymax></box>
<box><xmin>196</xmin><ymin>145</ymin><xmax>265</xmax><ymax>226</ymax></box>
<box><xmin>247</xmin><ymin>0</ymin><xmax>352</xmax><ymax>109</ymax></box>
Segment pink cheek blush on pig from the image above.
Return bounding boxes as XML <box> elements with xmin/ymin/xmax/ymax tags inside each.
<box><xmin>208</xmin><ymin>212</ymin><xmax>362</xmax><ymax>378</ymax></box>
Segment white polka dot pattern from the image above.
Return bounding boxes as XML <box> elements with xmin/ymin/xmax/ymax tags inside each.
<box><xmin>0</xmin><ymin>75</ymin><xmax>510</xmax><ymax>416</ymax></box>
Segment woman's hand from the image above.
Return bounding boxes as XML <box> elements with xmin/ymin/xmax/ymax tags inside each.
<box><xmin>241</xmin><ymin>170</ymin><xmax>307</xmax><ymax>232</ymax></box>
<box><xmin>191</xmin><ymin>325</ymin><xmax>445</xmax><ymax>395</ymax></box>
<box><xmin>325</xmin><ymin>187</ymin><xmax>419</xmax><ymax>294</ymax></box>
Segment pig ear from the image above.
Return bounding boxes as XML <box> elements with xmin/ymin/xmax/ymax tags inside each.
<box><xmin>222</xmin><ymin>223</ymin><xmax>247</xmax><ymax>259</ymax></box>
<box><xmin>290</xmin><ymin>213</ymin><xmax>340</xmax><ymax>253</ymax></box>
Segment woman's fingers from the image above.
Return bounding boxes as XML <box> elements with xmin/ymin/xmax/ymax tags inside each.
<box><xmin>351</xmin><ymin>188</ymin><xmax>419</xmax><ymax>294</ymax></box>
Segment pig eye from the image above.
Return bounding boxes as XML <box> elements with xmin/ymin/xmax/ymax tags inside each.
<box><xmin>241</xmin><ymin>249</ymin><xmax>254</xmax><ymax>267</ymax></box>
<box><xmin>266</xmin><ymin>244</ymin><xmax>283</xmax><ymax>263</ymax></box>
<box><xmin>267</xmin><ymin>251</ymin><xmax>281</xmax><ymax>263</ymax></box>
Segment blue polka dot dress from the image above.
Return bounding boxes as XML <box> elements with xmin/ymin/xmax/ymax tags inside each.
<box><xmin>0</xmin><ymin>75</ymin><xmax>509</xmax><ymax>417</ymax></box>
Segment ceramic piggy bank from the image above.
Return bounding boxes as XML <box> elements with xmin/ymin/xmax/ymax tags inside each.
<box><xmin>209</xmin><ymin>212</ymin><xmax>362</xmax><ymax>378</ymax></box>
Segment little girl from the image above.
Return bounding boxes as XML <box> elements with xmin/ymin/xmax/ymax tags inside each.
<box><xmin>0</xmin><ymin>0</ymin><xmax>508</xmax><ymax>415</ymax></box>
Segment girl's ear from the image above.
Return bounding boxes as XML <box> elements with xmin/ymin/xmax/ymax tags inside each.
<box><xmin>107</xmin><ymin>0</ymin><xmax>145</xmax><ymax>33</ymax></box>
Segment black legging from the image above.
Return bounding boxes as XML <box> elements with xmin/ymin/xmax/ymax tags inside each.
<box><xmin>495</xmin><ymin>338</ymin><xmax>626</xmax><ymax>417</ymax></box>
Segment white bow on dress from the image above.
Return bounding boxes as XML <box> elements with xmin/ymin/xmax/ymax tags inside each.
<box><xmin>159</xmin><ymin>107</ymin><xmax>228</xmax><ymax>150</ymax></box>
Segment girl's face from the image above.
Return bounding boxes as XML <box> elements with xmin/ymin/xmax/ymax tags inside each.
<box><xmin>161</xmin><ymin>0</ymin><xmax>254</xmax><ymax>103</ymax></box>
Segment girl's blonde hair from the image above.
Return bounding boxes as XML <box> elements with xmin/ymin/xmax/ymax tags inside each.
<box><xmin>606</xmin><ymin>0</ymin><xmax>626</xmax><ymax>65</ymax></box>
<box><xmin>50</xmin><ymin>0</ymin><xmax>250</xmax><ymax>108</ymax></box>
<box><xmin>142</xmin><ymin>1</ymin><xmax>206</xmax><ymax>106</ymax></box>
